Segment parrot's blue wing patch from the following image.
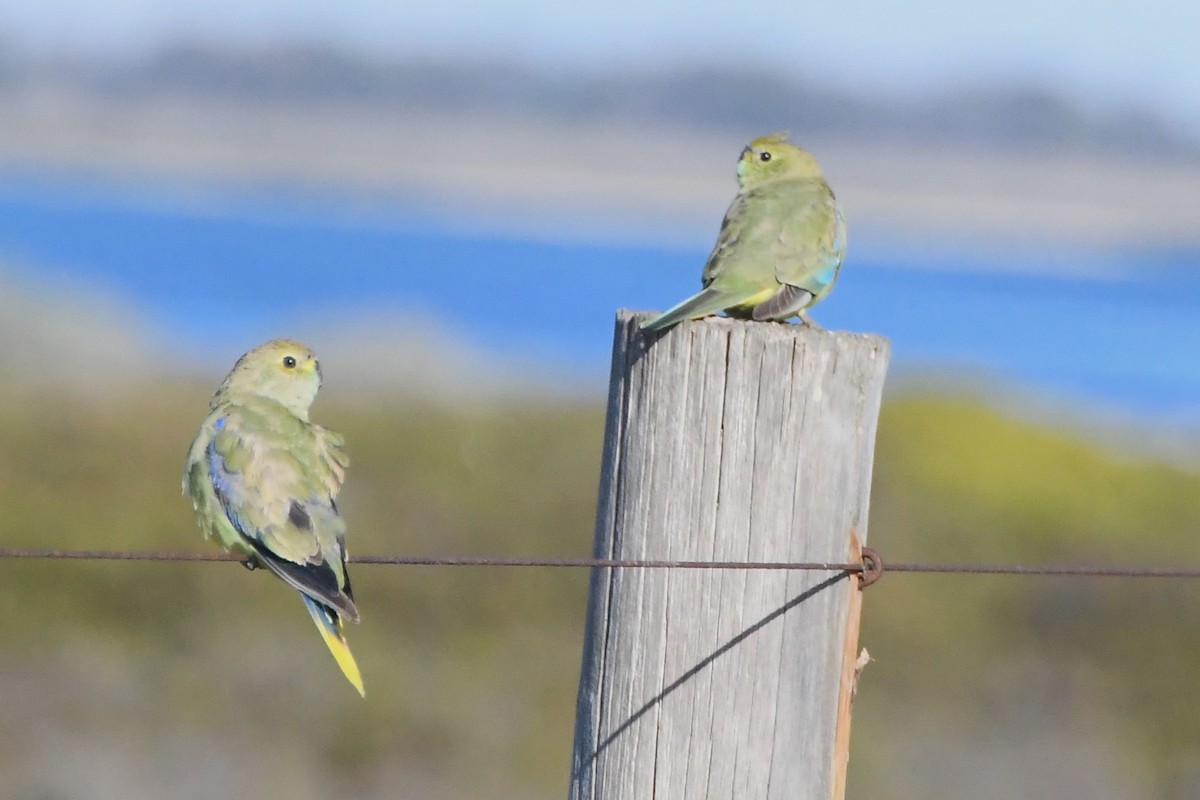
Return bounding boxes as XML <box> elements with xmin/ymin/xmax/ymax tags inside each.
<box><xmin>206</xmin><ymin>425</ymin><xmax>258</xmax><ymax>545</ymax></box>
<box><xmin>818</xmin><ymin>207</ymin><xmax>847</xmax><ymax>292</ymax></box>
<box><xmin>811</xmin><ymin>260</ymin><xmax>840</xmax><ymax>292</ymax></box>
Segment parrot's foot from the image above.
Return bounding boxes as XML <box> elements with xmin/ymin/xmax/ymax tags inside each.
<box><xmin>799</xmin><ymin>313</ymin><xmax>824</xmax><ymax>330</ymax></box>
<box><xmin>241</xmin><ymin>558</ymin><xmax>258</xmax><ymax>571</ymax></box>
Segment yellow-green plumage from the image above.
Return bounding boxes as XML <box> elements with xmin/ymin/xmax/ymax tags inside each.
<box><xmin>183</xmin><ymin>339</ymin><xmax>364</xmax><ymax>696</ymax></box>
<box><xmin>643</xmin><ymin>132</ymin><xmax>846</xmax><ymax>330</ymax></box>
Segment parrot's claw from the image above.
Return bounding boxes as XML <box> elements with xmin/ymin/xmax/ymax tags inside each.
<box><xmin>799</xmin><ymin>313</ymin><xmax>824</xmax><ymax>331</ymax></box>
<box><xmin>241</xmin><ymin>558</ymin><xmax>258</xmax><ymax>571</ymax></box>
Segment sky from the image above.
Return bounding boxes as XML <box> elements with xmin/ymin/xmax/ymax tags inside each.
<box><xmin>7</xmin><ymin>0</ymin><xmax>1200</xmax><ymax>127</ymax></box>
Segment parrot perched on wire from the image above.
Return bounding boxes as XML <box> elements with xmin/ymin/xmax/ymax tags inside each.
<box><xmin>183</xmin><ymin>338</ymin><xmax>364</xmax><ymax>696</ymax></box>
<box><xmin>642</xmin><ymin>132</ymin><xmax>845</xmax><ymax>331</ymax></box>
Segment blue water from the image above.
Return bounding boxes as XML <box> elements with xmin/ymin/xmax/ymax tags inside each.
<box><xmin>1</xmin><ymin>177</ymin><xmax>1199</xmax><ymax>424</ymax></box>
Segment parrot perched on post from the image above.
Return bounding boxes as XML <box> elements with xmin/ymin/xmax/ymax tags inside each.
<box><xmin>183</xmin><ymin>338</ymin><xmax>364</xmax><ymax>696</ymax></box>
<box><xmin>642</xmin><ymin>132</ymin><xmax>845</xmax><ymax>331</ymax></box>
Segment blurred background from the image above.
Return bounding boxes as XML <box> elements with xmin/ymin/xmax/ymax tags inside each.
<box><xmin>2</xmin><ymin>1</ymin><xmax>1200</xmax><ymax>798</ymax></box>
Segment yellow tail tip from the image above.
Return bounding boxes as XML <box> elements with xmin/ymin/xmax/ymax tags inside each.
<box><xmin>303</xmin><ymin>595</ymin><xmax>366</xmax><ymax>697</ymax></box>
<box><xmin>317</xmin><ymin>621</ymin><xmax>366</xmax><ymax>697</ymax></box>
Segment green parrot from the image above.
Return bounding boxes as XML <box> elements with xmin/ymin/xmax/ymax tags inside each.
<box><xmin>643</xmin><ymin>132</ymin><xmax>845</xmax><ymax>330</ymax></box>
<box><xmin>183</xmin><ymin>339</ymin><xmax>363</xmax><ymax>696</ymax></box>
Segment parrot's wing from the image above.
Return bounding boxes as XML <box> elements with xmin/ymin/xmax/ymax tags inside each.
<box><xmin>772</xmin><ymin>186</ymin><xmax>846</xmax><ymax>300</ymax></box>
<box><xmin>701</xmin><ymin>193</ymin><xmax>751</xmax><ymax>287</ymax></box>
<box><xmin>642</xmin><ymin>193</ymin><xmax>774</xmax><ymax>331</ymax></box>
<box><xmin>312</xmin><ymin>424</ymin><xmax>350</xmax><ymax>493</ymax></box>
<box><xmin>206</xmin><ymin>407</ymin><xmax>359</xmax><ymax>622</ymax></box>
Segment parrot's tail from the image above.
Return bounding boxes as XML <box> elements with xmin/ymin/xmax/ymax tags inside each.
<box><xmin>641</xmin><ymin>287</ymin><xmax>749</xmax><ymax>331</ymax></box>
<box><xmin>302</xmin><ymin>593</ymin><xmax>365</xmax><ymax>697</ymax></box>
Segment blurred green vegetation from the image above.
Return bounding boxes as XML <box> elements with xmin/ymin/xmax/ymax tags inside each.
<box><xmin>858</xmin><ymin>396</ymin><xmax>1200</xmax><ymax>800</ymax></box>
<box><xmin>2</xmin><ymin>383</ymin><xmax>1200</xmax><ymax>799</ymax></box>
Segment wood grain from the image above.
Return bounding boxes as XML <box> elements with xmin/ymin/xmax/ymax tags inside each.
<box><xmin>570</xmin><ymin>311</ymin><xmax>890</xmax><ymax>800</ymax></box>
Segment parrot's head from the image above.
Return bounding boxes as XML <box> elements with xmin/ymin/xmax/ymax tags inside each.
<box><xmin>736</xmin><ymin>132</ymin><xmax>823</xmax><ymax>188</ymax></box>
<box><xmin>215</xmin><ymin>338</ymin><xmax>323</xmax><ymax>418</ymax></box>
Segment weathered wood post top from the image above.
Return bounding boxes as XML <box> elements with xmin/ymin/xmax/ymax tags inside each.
<box><xmin>570</xmin><ymin>310</ymin><xmax>891</xmax><ymax>800</ymax></box>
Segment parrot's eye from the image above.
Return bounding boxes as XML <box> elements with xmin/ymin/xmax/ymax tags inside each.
<box><xmin>759</xmin><ymin>151</ymin><xmax>772</xmax><ymax>162</ymax></box>
<box><xmin>282</xmin><ymin>356</ymin><xmax>297</xmax><ymax>369</ymax></box>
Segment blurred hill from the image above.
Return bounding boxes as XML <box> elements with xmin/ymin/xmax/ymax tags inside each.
<box><xmin>4</xmin><ymin>42</ymin><xmax>1195</xmax><ymax>156</ymax></box>
<box><xmin>0</xmin><ymin>264</ymin><xmax>588</xmax><ymax>401</ymax></box>
<box><xmin>4</xmin><ymin>42</ymin><xmax>1200</xmax><ymax>257</ymax></box>
<box><xmin>0</xmin><ymin>269</ymin><xmax>160</xmax><ymax>394</ymax></box>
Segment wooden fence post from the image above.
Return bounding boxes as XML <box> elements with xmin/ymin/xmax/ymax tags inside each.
<box><xmin>569</xmin><ymin>311</ymin><xmax>891</xmax><ymax>800</ymax></box>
